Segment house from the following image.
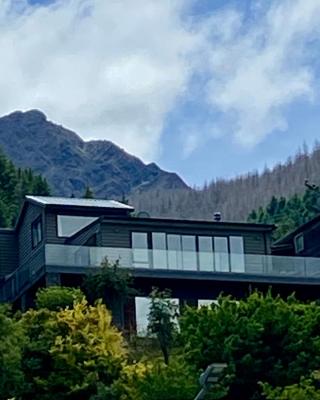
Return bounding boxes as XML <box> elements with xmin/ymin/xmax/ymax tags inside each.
<box><xmin>272</xmin><ymin>214</ymin><xmax>320</xmax><ymax>257</ymax></box>
<box><xmin>1</xmin><ymin>195</ymin><xmax>320</xmax><ymax>330</ymax></box>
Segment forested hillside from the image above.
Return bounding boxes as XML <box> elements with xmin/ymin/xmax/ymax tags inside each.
<box><xmin>0</xmin><ymin>150</ymin><xmax>50</xmax><ymax>227</ymax></box>
<box><xmin>248</xmin><ymin>185</ymin><xmax>320</xmax><ymax>239</ymax></box>
<box><xmin>130</xmin><ymin>142</ymin><xmax>320</xmax><ymax>222</ymax></box>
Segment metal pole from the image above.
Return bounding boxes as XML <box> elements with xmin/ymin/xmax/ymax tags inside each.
<box><xmin>194</xmin><ymin>387</ymin><xmax>208</xmax><ymax>400</ymax></box>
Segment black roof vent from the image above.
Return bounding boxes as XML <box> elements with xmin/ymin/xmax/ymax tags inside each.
<box><xmin>213</xmin><ymin>212</ymin><xmax>221</xmax><ymax>222</ymax></box>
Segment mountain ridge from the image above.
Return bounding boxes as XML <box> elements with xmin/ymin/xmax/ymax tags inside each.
<box><xmin>0</xmin><ymin>110</ymin><xmax>188</xmax><ymax>198</ymax></box>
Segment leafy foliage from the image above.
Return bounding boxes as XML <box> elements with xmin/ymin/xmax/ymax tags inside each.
<box><xmin>180</xmin><ymin>291</ymin><xmax>320</xmax><ymax>400</ymax></box>
<box><xmin>20</xmin><ymin>299</ymin><xmax>126</xmax><ymax>400</ymax></box>
<box><xmin>83</xmin><ymin>258</ymin><xmax>135</xmax><ymax>327</ymax></box>
<box><xmin>0</xmin><ymin>148</ymin><xmax>50</xmax><ymax>227</ymax></box>
<box><xmin>147</xmin><ymin>288</ymin><xmax>179</xmax><ymax>365</ymax></box>
<box><xmin>119</xmin><ymin>359</ymin><xmax>199</xmax><ymax>400</ymax></box>
<box><xmin>35</xmin><ymin>286</ymin><xmax>85</xmax><ymax>311</ymax></box>
<box><xmin>0</xmin><ymin>305</ymin><xmax>25</xmax><ymax>400</ymax></box>
<box><xmin>248</xmin><ymin>187</ymin><xmax>320</xmax><ymax>239</ymax></box>
<box><xmin>262</xmin><ymin>377</ymin><xmax>320</xmax><ymax>400</ymax></box>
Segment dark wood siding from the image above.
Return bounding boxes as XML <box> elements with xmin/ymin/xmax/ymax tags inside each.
<box><xmin>300</xmin><ymin>223</ymin><xmax>320</xmax><ymax>257</ymax></box>
<box><xmin>0</xmin><ymin>230</ymin><xmax>18</xmax><ymax>276</ymax></box>
<box><xmin>100</xmin><ymin>223</ymin><xmax>131</xmax><ymax>248</ymax></box>
<box><xmin>18</xmin><ymin>203</ymin><xmax>45</xmax><ymax>273</ymax></box>
<box><xmin>243</xmin><ymin>233</ymin><xmax>267</xmax><ymax>255</ymax></box>
<box><xmin>46</xmin><ymin>212</ymin><xmax>63</xmax><ymax>244</ymax></box>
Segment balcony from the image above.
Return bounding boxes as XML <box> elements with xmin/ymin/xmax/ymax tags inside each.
<box><xmin>45</xmin><ymin>244</ymin><xmax>320</xmax><ymax>279</ymax></box>
<box><xmin>2</xmin><ymin>244</ymin><xmax>320</xmax><ymax>303</ymax></box>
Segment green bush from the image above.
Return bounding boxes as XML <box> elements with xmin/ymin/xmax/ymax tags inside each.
<box><xmin>180</xmin><ymin>291</ymin><xmax>320</xmax><ymax>400</ymax></box>
<box><xmin>110</xmin><ymin>358</ymin><xmax>199</xmax><ymax>400</ymax></box>
<box><xmin>262</xmin><ymin>377</ymin><xmax>320</xmax><ymax>400</ymax></box>
<box><xmin>0</xmin><ymin>305</ymin><xmax>25</xmax><ymax>400</ymax></box>
<box><xmin>20</xmin><ymin>299</ymin><xmax>126</xmax><ymax>400</ymax></box>
<box><xmin>35</xmin><ymin>286</ymin><xmax>84</xmax><ymax>311</ymax></box>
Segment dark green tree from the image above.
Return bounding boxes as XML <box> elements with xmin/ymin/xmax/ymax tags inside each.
<box><xmin>147</xmin><ymin>288</ymin><xmax>179</xmax><ymax>365</ymax></box>
<box><xmin>0</xmin><ymin>148</ymin><xmax>51</xmax><ymax>227</ymax></box>
<box><xmin>83</xmin><ymin>186</ymin><xmax>94</xmax><ymax>199</ymax></box>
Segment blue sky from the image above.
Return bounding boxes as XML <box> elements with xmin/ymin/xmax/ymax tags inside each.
<box><xmin>2</xmin><ymin>0</ymin><xmax>320</xmax><ymax>186</ymax></box>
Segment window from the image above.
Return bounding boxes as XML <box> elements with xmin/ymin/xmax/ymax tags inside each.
<box><xmin>57</xmin><ymin>215</ymin><xmax>98</xmax><ymax>237</ymax></box>
<box><xmin>294</xmin><ymin>233</ymin><xmax>304</xmax><ymax>254</ymax></box>
<box><xmin>182</xmin><ymin>235</ymin><xmax>197</xmax><ymax>270</ymax></box>
<box><xmin>167</xmin><ymin>234</ymin><xmax>182</xmax><ymax>270</ymax></box>
<box><xmin>132</xmin><ymin>232</ymin><xmax>149</xmax><ymax>267</ymax></box>
<box><xmin>152</xmin><ymin>232</ymin><xmax>167</xmax><ymax>269</ymax></box>
<box><xmin>198</xmin><ymin>236</ymin><xmax>214</xmax><ymax>271</ymax></box>
<box><xmin>32</xmin><ymin>217</ymin><xmax>43</xmax><ymax>248</ymax></box>
<box><xmin>214</xmin><ymin>236</ymin><xmax>229</xmax><ymax>272</ymax></box>
<box><xmin>229</xmin><ymin>236</ymin><xmax>245</xmax><ymax>272</ymax></box>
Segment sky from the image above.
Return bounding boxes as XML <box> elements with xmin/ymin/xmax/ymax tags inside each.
<box><xmin>1</xmin><ymin>0</ymin><xmax>320</xmax><ymax>186</ymax></box>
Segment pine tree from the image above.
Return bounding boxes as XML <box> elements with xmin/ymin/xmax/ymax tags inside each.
<box><xmin>83</xmin><ymin>186</ymin><xmax>94</xmax><ymax>199</ymax></box>
<box><xmin>0</xmin><ymin>148</ymin><xmax>51</xmax><ymax>227</ymax></box>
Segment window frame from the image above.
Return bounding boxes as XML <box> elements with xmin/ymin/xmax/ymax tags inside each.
<box><xmin>56</xmin><ymin>215</ymin><xmax>99</xmax><ymax>238</ymax></box>
<box><xmin>131</xmin><ymin>231</ymin><xmax>150</xmax><ymax>267</ymax></box>
<box><xmin>294</xmin><ymin>233</ymin><xmax>304</xmax><ymax>254</ymax></box>
<box><xmin>32</xmin><ymin>216</ymin><xmax>43</xmax><ymax>249</ymax></box>
<box><xmin>130</xmin><ymin>231</ymin><xmax>246</xmax><ymax>272</ymax></box>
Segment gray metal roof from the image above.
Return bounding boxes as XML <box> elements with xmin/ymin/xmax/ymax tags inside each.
<box><xmin>25</xmin><ymin>196</ymin><xmax>134</xmax><ymax>210</ymax></box>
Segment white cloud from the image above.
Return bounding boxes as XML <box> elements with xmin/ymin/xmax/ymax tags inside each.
<box><xmin>0</xmin><ymin>0</ymin><xmax>201</xmax><ymax>160</ymax></box>
<box><xmin>1</xmin><ymin>0</ymin><xmax>320</xmax><ymax>160</ymax></box>
<box><xmin>203</xmin><ymin>0</ymin><xmax>320</xmax><ymax>148</ymax></box>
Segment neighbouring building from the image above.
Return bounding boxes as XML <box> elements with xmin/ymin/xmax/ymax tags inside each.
<box><xmin>272</xmin><ymin>215</ymin><xmax>320</xmax><ymax>257</ymax></box>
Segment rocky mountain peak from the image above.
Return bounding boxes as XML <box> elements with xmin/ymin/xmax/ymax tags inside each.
<box><xmin>0</xmin><ymin>110</ymin><xmax>188</xmax><ymax>198</ymax></box>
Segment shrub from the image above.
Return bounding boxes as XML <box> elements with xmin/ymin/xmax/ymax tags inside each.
<box><xmin>112</xmin><ymin>358</ymin><xmax>199</xmax><ymax>400</ymax></box>
<box><xmin>262</xmin><ymin>377</ymin><xmax>320</xmax><ymax>400</ymax></box>
<box><xmin>20</xmin><ymin>299</ymin><xmax>126</xmax><ymax>400</ymax></box>
<box><xmin>0</xmin><ymin>305</ymin><xmax>25</xmax><ymax>400</ymax></box>
<box><xmin>35</xmin><ymin>286</ymin><xmax>84</xmax><ymax>311</ymax></box>
<box><xmin>180</xmin><ymin>291</ymin><xmax>320</xmax><ymax>400</ymax></box>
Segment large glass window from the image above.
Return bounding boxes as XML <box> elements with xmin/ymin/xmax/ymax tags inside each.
<box><xmin>152</xmin><ymin>232</ymin><xmax>167</xmax><ymax>269</ymax></box>
<box><xmin>57</xmin><ymin>215</ymin><xmax>98</xmax><ymax>237</ymax></box>
<box><xmin>198</xmin><ymin>236</ymin><xmax>214</xmax><ymax>271</ymax></box>
<box><xmin>230</xmin><ymin>236</ymin><xmax>245</xmax><ymax>272</ymax></box>
<box><xmin>135</xmin><ymin>297</ymin><xmax>151</xmax><ymax>336</ymax></box>
<box><xmin>132</xmin><ymin>232</ymin><xmax>149</xmax><ymax>267</ymax></box>
<box><xmin>167</xmin><ymin>234</ymin><xmax>182</xmax><ymax>270</ymax></box>
<box><xmin>32</xmin><ymin>217</ymin><xmax>43</xmax><ymax>248</ymax></box>
<box><xmin>182</xmin><ymin>235</ymin><xmax>197</xmax><ymax>270</ymax></box>
<box><xmin>214</xmin><ymin>237</ymin><xmax>229</xmax><ymax>272</ymax></box>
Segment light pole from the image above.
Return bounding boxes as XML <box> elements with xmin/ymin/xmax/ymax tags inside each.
<box><xmin>194</xmin><ymin>363</ymin><xmax>227</xmax><ymax>400</ymax></box>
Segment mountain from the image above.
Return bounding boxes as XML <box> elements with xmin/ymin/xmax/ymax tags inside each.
<box><xmin>0</xmin><ymin>110</ymin><xmax>188</xmax><ymax>198</ymax></box>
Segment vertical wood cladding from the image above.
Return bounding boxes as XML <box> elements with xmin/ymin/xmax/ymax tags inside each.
<box><xmin>18</xmin><ymin>203</ymin><xmax>45</xmax><ymax>272</ymax></box>
<box><xmin>0</xmin><ymin>230</ymin><xmax>18</xmax><ymax>276</ymax></box>
<box><xmin>100</xmin><ymin>223</ymin><xmax>131</xmax><ymax>248</ymax></box>
<box><xmin>243</xmin><ymin>233</ymin><xmax>267</xmax><ymax>255</ymax></box>
<box><xmin>45</xmin><ymin>212</ymin><xmax>63</xmax><ymax>244</ymax></box>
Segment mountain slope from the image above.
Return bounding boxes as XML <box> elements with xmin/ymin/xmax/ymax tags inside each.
<box><xmin>130</xmin><ymin>143</ymin><xmax>320</xmax><ymax>221</ymax></box>
<box><xmin>0</xmin><ymin>110</ymin><xmax>187</xmax><ymax>198</ymax></box>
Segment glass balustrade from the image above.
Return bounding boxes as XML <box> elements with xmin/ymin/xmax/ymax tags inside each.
<box><xmin>44</xmin><ymin>244</ymin><xmax>320</xmax><ymax>278</ymax></box>
<box><xmin>3</xmin><ymin>245</ymin><xmax>320</xmax><ymax>303</ymax></box>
